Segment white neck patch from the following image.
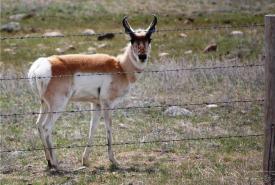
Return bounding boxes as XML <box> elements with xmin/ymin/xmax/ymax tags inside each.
<box><xmin>129</xmin><ymin>44</ymin><xmax>148</xmax><ymax>71</ymax></box>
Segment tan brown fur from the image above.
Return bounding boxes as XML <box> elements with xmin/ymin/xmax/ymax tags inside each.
<box><xmin>48</xmin><ymin>54</ymin><xmax>124</xmax><ymax>76</ymax></box>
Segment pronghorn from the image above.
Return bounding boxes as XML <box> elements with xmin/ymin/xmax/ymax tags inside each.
<box><xmin>28</xmin><ymin>15</ymin><xmax>157</xmax><ymax>169</ymax></box>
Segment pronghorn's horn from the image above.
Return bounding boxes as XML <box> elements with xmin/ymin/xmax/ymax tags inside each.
<box><xmin>122</xmin><ymin>16</ymin><xmax>135</xmax><ymax>37</ymax></box>
<box><xmin>146</xmin><ymin>15</ymin><xmax>158</xmax><ymax>38</ymax></box>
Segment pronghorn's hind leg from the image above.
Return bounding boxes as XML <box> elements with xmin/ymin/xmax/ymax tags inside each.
<box><xmin>82</xmin><ymin>103</ymin><xmax>101</xmax><ymax>167</ymax></box>
<box><xmin>40</xmin><ymin>96</ymin><xmax>69</xmax><ymax>169</ymax></box>
<box><xmin>36</xmin><ymin>100</ymin><xmax>52</xmax><ymax>168</ymax></box>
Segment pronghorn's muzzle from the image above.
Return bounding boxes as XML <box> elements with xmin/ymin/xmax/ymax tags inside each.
<box><xmin>138</xmin><ymin>54</ymin><xmax>147</xmax><ymax>62</ymax></box>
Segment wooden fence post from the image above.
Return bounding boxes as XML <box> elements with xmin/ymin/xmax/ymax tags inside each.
<box><xmin>264</xmin><ymin>14</ymin><xmax>275</xmax><ymax>185</ymax></box>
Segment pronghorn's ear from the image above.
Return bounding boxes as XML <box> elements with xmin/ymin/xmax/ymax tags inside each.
<box><xmin>146</xmin><ymin>15</ymin><xmax>158</xmax><ymax>39</ymax></box>
<box><xmin>122</xmin><ymin>16</ymin><xmax>135</xmax><ymax>38</ymax></box>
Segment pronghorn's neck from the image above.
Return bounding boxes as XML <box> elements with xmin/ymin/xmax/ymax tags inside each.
<box><xmin>117</xmin><ymin>43</ymin><xmax>145</xmax><ymax>83</ymax></box>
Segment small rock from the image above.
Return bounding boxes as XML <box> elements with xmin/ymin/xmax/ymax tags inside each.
<box><xmin>43</xmin><ymin>31</ymin><xmax>64</xmax><ymax>37</ymax></box>
<box><xmin>164</xmin><ymin>106</ymin><xmax>192</xmax><ymax>117</ymax></box>
<box><xmin>67</xmin><ymin>45</ymin><xmax>75</xmax><ymax>50</ymax></box>
<box><xmin>4</xmin><ymin>48</ymin><xmax>16</xmax><ymax>54</ymax></box>
<box><xmin>230</xmin><ymin>30</ymin><xmax>244</xmax><ymax>36</ymax></box>
<box><xmin>55</xmin><ymin>48</ymin><xmax>64</xmax><ymax>53</ymax></box>
<box><xmin>179</xmin><ymin>33</ymin><xmax>187</xmax><ymax>38</ymax></box>
<box><xmin>4</xmin><ymin>48</ymin><xmax>13</xmax><ymax>52</ymax></box>
<box><xmin>97</xmin><ymin>43</ymin><xmax>107</xmax><ymax>48</ymax></box>
<box><xmin>203</xmin><ymin>43</ymin><xmax>217</xmax><ymax>53</ymax></box>
<box><xmin>82</xmin><ymin>29</ymin><xmax>95</xmax><ymax>35</ymax></box>
<box><xmin>159</xmin><ymin>52</ymin><xmax>169</xmax><ymax>57</ymax></box>
<box><xmin>9</xmin><ymin>14</ymin><xmax>26</xmax><ymax>21</ymax></box>
<box><xmin>87</xmin><ymin>47</ymin><xmax>97</xmax><ymax>54</ymax></box>
<box><xmin>97</xmin><ymin>33</ymin><xmax>115</xmax><ymax>41</ymax></box>
<box><xmin>118</xmin><ymin>123</ymin><xmax>128</xmax><ymax>129</ymax></box>
<box><xmin>1</xmin><ymin>22</ymin><xmax>21</xmax><ymax>32</ymax></box>
<box><xmin>206</xmin><ymin>104</ymin><xmax>218</xmax><ymax>108</ymax></box>
<box><xmin>9</xmin><ymin>13</ymin><xmax>34</xmax><ymax>21</ymax></box>
<box><xmin>184</xmin><ymin>50</ymin><xmax>192</xmax><ymax>54</ymax></box>
<box><xmin>55</xmin><ymin>45</ymin><xmax>75</xmax><ymax>54</ymax></box>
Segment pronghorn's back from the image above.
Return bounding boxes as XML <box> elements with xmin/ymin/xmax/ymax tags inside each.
<box><xmin>49</xmin><ymin>54</ymin><xmax>123</xmax><ymax>76</ymax></box>
<box><xmin>29</xmin><ymin>54</ymin><xmax>123</xmax><ymax>77</ymax></box>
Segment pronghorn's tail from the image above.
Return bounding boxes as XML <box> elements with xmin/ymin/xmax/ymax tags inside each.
<box><xmin>28</xmin><ymin>57</ymin><xmax>52</xmax><ymax>98</ymax></box>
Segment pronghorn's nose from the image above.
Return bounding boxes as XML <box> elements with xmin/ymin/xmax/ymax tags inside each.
<box><xmin>138</xmin><ymin>54</ymin><xmax>147</xmax><ymax>62</ymax></box>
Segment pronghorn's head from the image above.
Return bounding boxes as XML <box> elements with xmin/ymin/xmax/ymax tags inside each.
<box><xmin>123</xmin><ymin>15</ymin><xmax>157</xmax><ymax>65</ymax></box>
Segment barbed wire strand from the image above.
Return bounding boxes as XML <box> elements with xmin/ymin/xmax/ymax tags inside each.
<box><xmin>0</xmin><ymin>63</ymin><xmax>264</xmax><ymax>81</ymax></box>
<box><xmin>2</xmin><ymin>10</ymin><xmax>254</xmax><ymax>19</ymax></box>
<box><xmin>0</xmin><ymin>133</ymin><xmax>263</xmax><ymax>153</ymax></box>
<box><xmin>0</xmin><ymin>24</ymin><xmax>264</xmax><ymax>41</ymax></box>
<box><xmin>0</xmin><ymin>99</ymin><xmax>264</xmax><ymax>118</ymax></box>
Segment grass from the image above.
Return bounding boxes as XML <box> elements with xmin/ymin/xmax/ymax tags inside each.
<box><xmin>1</xmin><ymin>0</ymin><xmax>274</xmax><ymax>184</ymax></box>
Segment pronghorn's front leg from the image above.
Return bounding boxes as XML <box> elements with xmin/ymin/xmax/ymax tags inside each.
<box><xmin>102</xmin><ymin>102</ymin><xmax>119</xmax><ymax>166</ymax></box>
<box><xmin>82</xmin><ymin>103</ymin><xmax>101</xmax><ymax>167</ymax></box>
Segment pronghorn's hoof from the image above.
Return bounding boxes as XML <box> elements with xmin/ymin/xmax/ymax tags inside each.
<box><xmin>82</xmin><ymin>158</ymin><xmax>90</xmax><ymax>167</ymax></box>
<box><xmin>47</xmin><ymin>160</ymin><xmax>59</xmax><ymax>170</ymax></box>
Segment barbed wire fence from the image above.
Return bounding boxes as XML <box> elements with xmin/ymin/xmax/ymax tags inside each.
<box><xmin>0</xmin><ymin>23</ymin><xmax>265</xmax><ymax>149</ymax></box>
<box><xmin>1</xmin><ymin>134</ymin><xmax>264</xmax><ymax>153</ymax></box>
<box><xmin>0</xmin><ymin>63</ymin><xmax>264</xmax><ymax>81</ymax></box>
<box><xmin>0</xmin><ymin>21</ymin><xmax>269</xmax><ymax>182</ymax></box>
<box><xmin>0</xmin><ymin>98</ymin><xmax>265</xmax><ymax>118</ymax></box>
<box><xmin>0</xmin><ymin>23</ymin><xmax>264</xmax><ymax>41</ymax></box>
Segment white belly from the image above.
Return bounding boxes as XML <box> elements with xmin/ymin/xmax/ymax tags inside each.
<box><xmin>70</xmin><ymin>73</ymin><xmax>112</xmax><ymax>102</ymax></box>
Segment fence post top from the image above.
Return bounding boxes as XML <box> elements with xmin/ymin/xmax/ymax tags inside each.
<box><xmin>265</xmin><ymin>15</ymin><xmax>275</xmax><ymax>17</ymax></box>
